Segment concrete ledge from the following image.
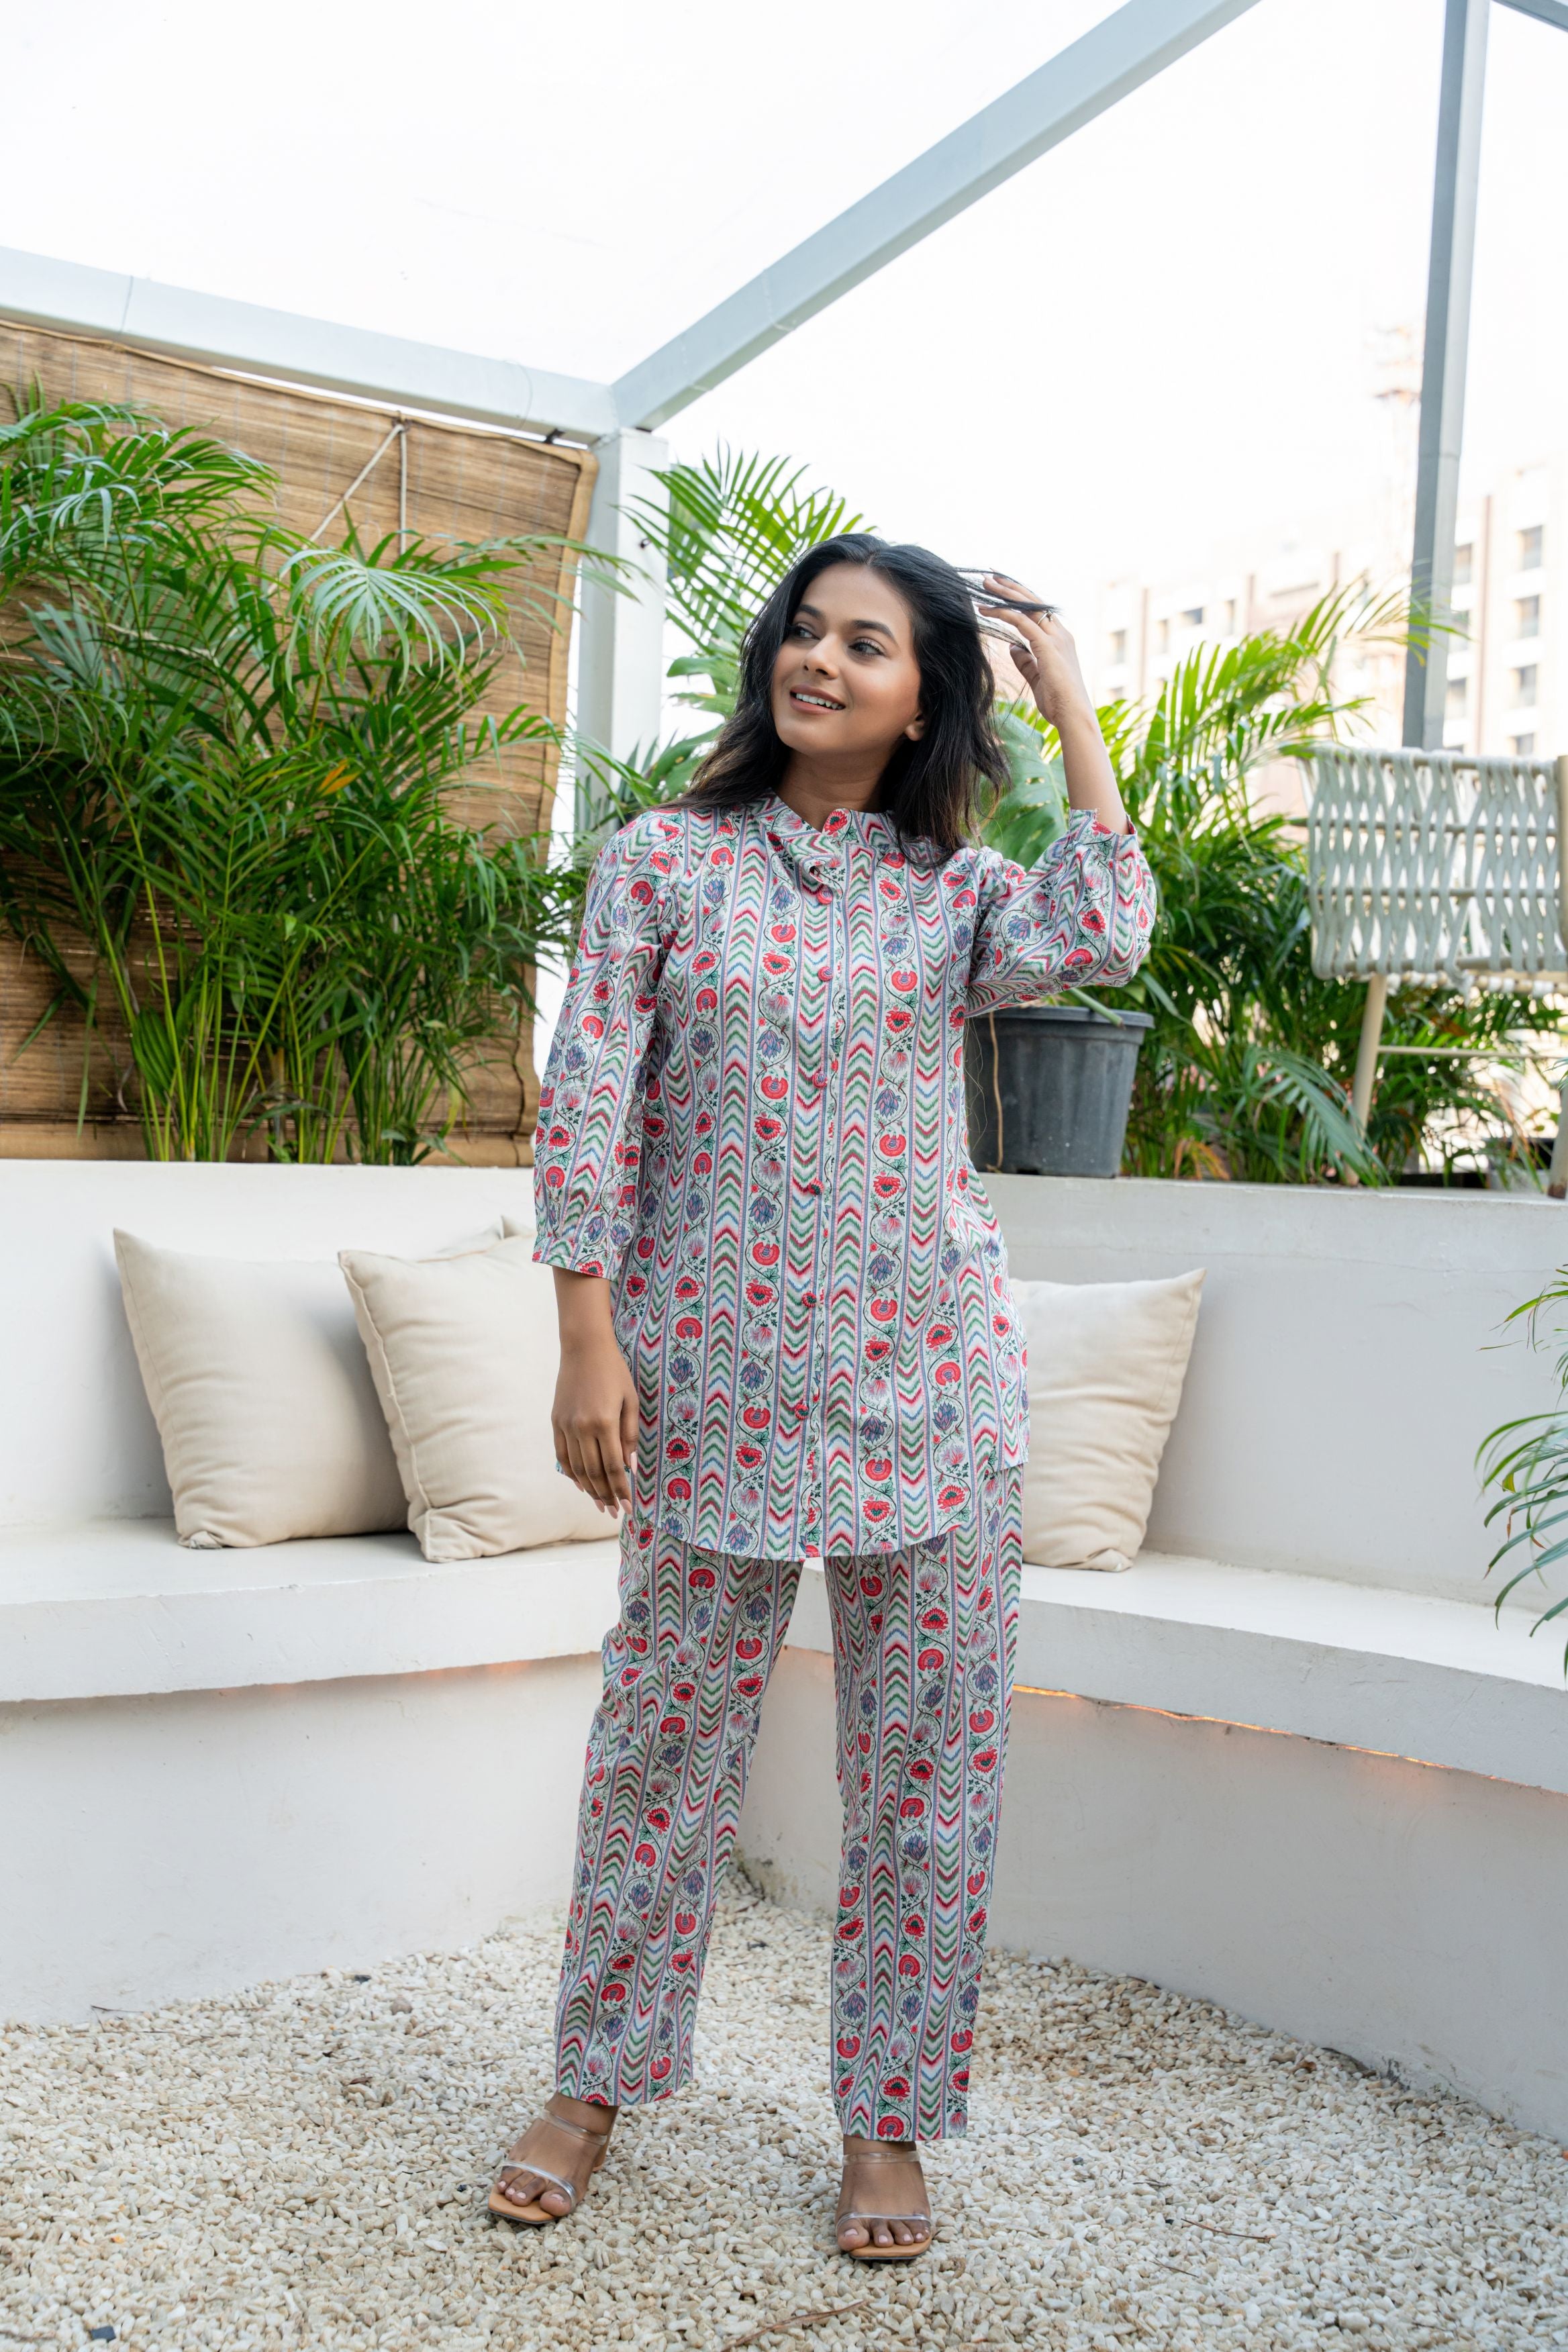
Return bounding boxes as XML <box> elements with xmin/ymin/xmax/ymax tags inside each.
<box><xmin>14</xmin><ymin>1522</ymin><xmax>1563</xmax><ymax>1802</ymax></box>
<box><xmin>786</xmin><ymin>1550</ymin><xmax>1568</xmax><ymax>1796</ymax></box>
<box><xmin>0</xmin><ymin>1521</ymin><xmax>622</xmax><ymax>1702</ymax></box>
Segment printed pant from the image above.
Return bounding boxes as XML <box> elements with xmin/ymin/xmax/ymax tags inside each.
<box><xmin>553</xmin><ymin>1470</ymin><xmax>1021</xmax><ymax>2141</ymax></box>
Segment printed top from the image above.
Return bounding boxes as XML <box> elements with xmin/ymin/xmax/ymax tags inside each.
<box><xmin>533</xmin><ymin>793</ymin><xmax>1155</xmax><ymax>1557</ymax></box>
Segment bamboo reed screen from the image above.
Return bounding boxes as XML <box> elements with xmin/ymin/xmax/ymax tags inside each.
<box><xmin>0</xmin><ymin>320</ymin><xmax>596</xmax><ymax>1162</ymax></box>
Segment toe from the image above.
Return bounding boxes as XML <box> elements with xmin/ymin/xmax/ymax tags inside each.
<box><xmin>499</xmin><ymin>2169</ymin><xmax>544</xmax><ymax>2208</ymax></box>
<box><xmin>536</xmin><ymin>2184</ymin><xmax>571</xmax><ymax>2216</ymax></box>
<box><xmin>892</xmin><ymin>2222</ymin><xmax>914</xmax><ymax>2245</ymax></box>
<box><xmin>838</xmin><ymin>2222</ymin><xmax>869</xmax><ymax>2251</ymax></box>
<box><xmin>871</xmin><ymin>2221</ymin><xmax>894</xmax><ymax>2247</ymax></box>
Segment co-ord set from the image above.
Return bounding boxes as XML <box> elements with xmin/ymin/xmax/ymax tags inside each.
<box><xmin>532</xmin><ymin>792</ymin><xmax>1155</xmax><ymax>2139</ymax></box>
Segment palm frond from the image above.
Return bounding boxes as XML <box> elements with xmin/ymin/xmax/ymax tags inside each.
<box><xmin>1477</xmin><ymin>1289</ymin><xmax>1568</xmax><ymax>1671</ymax></box>
<box><xmin>0</xmin><ymin>389</ymin><xmax>572</xmax><ymax>1163</ymax></box>
<box><xmin>624</xmin><ymin>445</ymin><xmax>872</xmax><ymax>714</ymax></box>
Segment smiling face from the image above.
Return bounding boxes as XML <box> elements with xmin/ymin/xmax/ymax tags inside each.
<box><xmin>770</xmin><ymin>561</ymin><xmax>925</xmax><ymax>775</ymax></box>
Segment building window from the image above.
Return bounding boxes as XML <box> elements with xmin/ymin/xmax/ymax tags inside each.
<box><xmin>1156</xmin><ymin>617</ymin><xmax>1170</xmax><ymax>654</ymax></box>
<box><xmin>1224</xmin><ymin>598</ymin><xmax>1238</xmax><ymax>634</ymax></box>
<box><xmin>1513</xmin><ymin>734</ymin><xmax>1536</xmax><ymax>756</ymax></box>
<box><xmin>1453</xmin><ymin>542</ymin><xmax>1473</xmax><ymax>587</ymax></box>
<box><xmin>1180</xmin><ymin>606</ymin><xmax>1204</xmax><ymax>629</ymax></box>
<box><xmin>1515</xmin><ymin>595</ymin><xmax>1540</xmax><ymax>639</ymax></box>
<box><xmin>1108</xmin><ymin>629</ymin><xmax>1127</xmax><ymax>665</ymax></box>
<box><xmin>1518</xmin><ymin>524</ymin><xmax>1544</xmax><ymax>571</ymax></box>
<box><xmin>1512</xmin><ymin>665</ymin><xmax>1538</xmax><ymax>707</ymax></box>
<box><xmin>1446</xmin><ymin>677</ymin><xmax>1468</xmax><ymax>716</ymax></box>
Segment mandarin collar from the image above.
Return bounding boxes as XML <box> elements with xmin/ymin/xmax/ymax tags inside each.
<box><xmin>761</xmin><ymin>794</ymin><xmax>901</xmax><ymax>890</ymax></box>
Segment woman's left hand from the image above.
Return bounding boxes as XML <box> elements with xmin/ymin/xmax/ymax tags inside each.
<box><xmin>979</xmin><ymin>575</ymin><xmax>1130</xmax><ymax>833</ymax></box>
<box><xmin>978</xmin><ymin>575</ymin><xmax>1094</xmax><ymax>733</ymax></box>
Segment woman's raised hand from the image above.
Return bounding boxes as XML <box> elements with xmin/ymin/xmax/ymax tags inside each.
<box><xmin>550</xmin><ymin>1270</ymin><xmax>638</xmax><ymax>1515</ymax></box>
<box><xmin>978</xmin><ymin>575</ymin><xmax>1095</xmax><ymax>733</ymax></box>
<box><xmin>979</xmin><ymin>575</ymin><xmax>1130</xmax><ymax>834</ymax></box>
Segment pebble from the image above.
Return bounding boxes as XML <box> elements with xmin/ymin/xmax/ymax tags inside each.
<box><xmin>1</xmin><ymin>1871</ymin><xmax>1564</xmax><ymax>2350</ymax></box>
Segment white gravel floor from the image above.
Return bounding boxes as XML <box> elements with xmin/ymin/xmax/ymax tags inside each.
<box><xmin>3</xmin><ymin>1871</ymin><xmax>1564</xmax><ymax>2352</ymax></box>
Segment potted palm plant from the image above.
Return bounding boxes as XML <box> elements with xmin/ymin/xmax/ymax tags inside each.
<box><xmin>563</xmin><ymin>449</ymin><xmax>1563</xmax><ymax>1187</ymax></box>
<box><xmin>963</xmin><ymin>701</ymin><xmax>1151</xmax><ymax>1177</ymax></box>
<box><xmin>0</xmin><ymin>393</ymin><xmax>587</xmax><ymax>1163</ymax></box>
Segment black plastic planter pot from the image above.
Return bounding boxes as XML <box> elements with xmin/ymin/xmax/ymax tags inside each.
<box><xmin>965</xmin><ymin>1005</ymin><xmax>1153</xmax><ymax>1177</ymax></box>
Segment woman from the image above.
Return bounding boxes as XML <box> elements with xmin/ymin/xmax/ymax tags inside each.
<box><xmin>493</xmin><ymin>540</ymin><xmax>1154</xmax><ymax>2259</ymax></box>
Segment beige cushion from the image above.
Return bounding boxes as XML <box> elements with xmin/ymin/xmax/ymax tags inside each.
<box><xmin>339</xmin><ymin>1236</ymin><xmax>607</xmax><ymax>1561</ymax></box>
<box><xmin>1016</xmin><ymin>1269</ymin><xmax>1206</xmax><ymax>1572</ymax></box>
<box><xmin>114</xmin><ymin>1222</ymin><xmax>503</xmax><ymax>1549</ymax></box>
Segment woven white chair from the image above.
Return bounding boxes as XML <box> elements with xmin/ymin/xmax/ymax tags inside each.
<box><xmin>1306</xmin><ymin>746</ymin><xmax>1568</xmax><ymax>1193</ymax></box>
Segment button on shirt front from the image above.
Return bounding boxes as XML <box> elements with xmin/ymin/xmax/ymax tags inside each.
<box><xmin>533</xmin><ymin>793</ymin><xmax>1155</xmax><ymax>1557</ymax></box>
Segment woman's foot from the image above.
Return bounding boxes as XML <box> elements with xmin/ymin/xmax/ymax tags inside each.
<box><xmin>489</xmin><ymin>2092</ymin><xmax>617</xmax><ymax>2224</ymax></box>
<box><xmin>836</xmin><ymin>2134</ymin><xmax>932</xmax><ymax>2259</ymax></box>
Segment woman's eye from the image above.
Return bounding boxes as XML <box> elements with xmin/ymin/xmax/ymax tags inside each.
<box><xmin>850</xmin><ymin>638</ymin><xmax>886</xmax><ymax>658</ymax></box>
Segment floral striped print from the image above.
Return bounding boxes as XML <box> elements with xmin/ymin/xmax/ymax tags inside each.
<box><xmin>533</xmin><ymin>795</ymin><xmax>1154</xmax><ymax>1560</ymax></box>
<box><xmin>553</xmin><ymin>1471</ymin><xmax>1022</xmax><ymax>2139</ymax></box>
<box><xmin>554</xmin><ymin>1516</ymin><xmax>797</xmax><ymax>2107</ymax></box>
<box><xmin>826</xmin><ymin>1464</ymin><xmax>1020</xmax><ymax>2142</ymax></box>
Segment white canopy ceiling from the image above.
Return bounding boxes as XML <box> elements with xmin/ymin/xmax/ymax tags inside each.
<box><xmin>4</xmin><ymin>1</ymin><xmax>1566</xmax><ymax>607</ymax></box>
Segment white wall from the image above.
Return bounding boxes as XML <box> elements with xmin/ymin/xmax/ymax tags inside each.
<box><xmin>738</xmin><ymin>1649</ymin><xmax>1568</xmax><ymax>2145</ymax></box>
<box><xmin>989</xmin><ymin>1176</ymin><xmax>1567</xmax><ymax>1609</ymax></box>
<box><xmin>1</xmin><ymin>1655</ymin><xmax>598</xmax><ymax>2020</ymax></box>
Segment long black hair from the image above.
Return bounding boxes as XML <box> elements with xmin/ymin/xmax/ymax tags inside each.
<box><xmin>681</xmin><ymin>535</ymin><xmax>1010</xmax><ymax>856</ymax></box>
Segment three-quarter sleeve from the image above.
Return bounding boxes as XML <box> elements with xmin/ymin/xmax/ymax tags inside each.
<box><xmin>966</xmin><ymin>807</ymin><xmax>1155</xmax><ymax>1014</ymax></box>
<box><xmin>532</xmin><ymin>814</ymin><xmax>681</xmax><ymax>1280</ymax></box>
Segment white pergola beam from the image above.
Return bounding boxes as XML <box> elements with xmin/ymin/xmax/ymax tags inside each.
<box><xmin>1496</xmin><ymin>0</ymin><xmax>1568</xmax><ymax>31</ymax></box>
<box><xmin>611</xmin><ymin>0</ymin><xmax>1265</xmax><ymax>432</ymax></box>
<box><xmin>0</xmin><ymin>244</ymin><xmax>616</xmax><ymax>442</ymax></box>
<box><xmin>2</xmin><ymin>1</ymin><xmax>1561</xmax><ymax>452</ymax></box>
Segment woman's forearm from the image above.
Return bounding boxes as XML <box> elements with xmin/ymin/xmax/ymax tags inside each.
<box><xmin>553</xmin><ymin>1266</ymin><xmax>619</xmax><ymax>1343</ymax></box>
<box><xmin>1057</xmin><ymin>702</ymin><xmax>1130</xmax><ymax>834</ymax></box>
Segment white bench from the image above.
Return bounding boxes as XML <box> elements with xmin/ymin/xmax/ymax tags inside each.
<box><xmin>3</xmin><ymin>1163</ymin><xmax>1567</xmax><ymax>2139</ymax></box>
<box><xmin>0</xmin><ymin>1161</ymin><xmax>620</xmax><ymax>2024</ymax></box>
<box><xmin>740</xmin><ymin>1177</ymin><xmax>1568</xmax><ymax>2143</ymax></box>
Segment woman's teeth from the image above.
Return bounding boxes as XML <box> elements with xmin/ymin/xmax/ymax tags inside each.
<box><xmin>793</xmin><ymin>691</ymin><xmax>843</xmax><ymax>709</ymax></box>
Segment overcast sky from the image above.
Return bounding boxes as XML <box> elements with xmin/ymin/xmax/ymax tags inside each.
<box><xmin>6</xmin><ymin>0</ymin><xmax>1565</xmax><ymax>621</ymax></box>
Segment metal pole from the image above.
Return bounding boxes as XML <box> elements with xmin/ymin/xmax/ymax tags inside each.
<box><xmin>1550</xmin><ymin>752</ymin><xmax>1568</xmax><ymax>1195</ymax></box>
<box><xmin>575</xmin><ymin>430</ymin><xmax>670</xmax><ymax>830</ymax></box>
<box><xmin>1351</xmin><ymin>975</ymin><xmax>1390</xmax><ymax>1134</ymax></box>
<box><xmin>1354</xmin><ymin>0</ymin><xmax>1489</xmax><ymax>1134</ymax></box>
<box><xmin>1403</xmin><ymin>0</ymin><xmax>1489</xmax><ymax>750</ymax></box>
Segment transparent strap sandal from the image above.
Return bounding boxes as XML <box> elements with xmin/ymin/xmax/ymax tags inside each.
<box><xmin>489</xmin><ymin>2108</ymin><xmax>614</xmax><ymax>2224</ymax></box>
<box><xmin>836</xmin><ymin>2143</ymin><xmax>932</xmax><ymax>2262</ymax></box>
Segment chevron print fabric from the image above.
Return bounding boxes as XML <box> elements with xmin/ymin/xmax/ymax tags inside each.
<box><xmin>553</xmin><ymin>1471</ymin><xmax>1021</xmax><ymax>2140</ymax></box>
<box><xmin>534</xmin><ymin>793</ymin><xmax>1153</xmax><ymax>1559</ymax></box>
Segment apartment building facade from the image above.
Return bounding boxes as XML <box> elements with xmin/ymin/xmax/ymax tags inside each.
<box><xmin>1090</xmin><ymin>451</ymin><xmax>1563</xmax><ymax>780</ymax></box>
